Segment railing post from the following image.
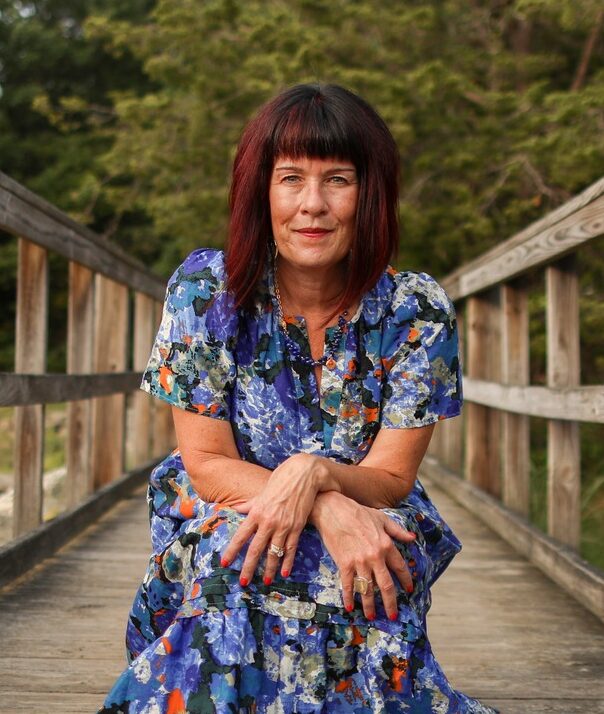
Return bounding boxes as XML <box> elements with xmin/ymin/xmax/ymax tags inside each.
<box><xmin>66</xmin><ymin>262</ymin><xmax>94</xmax><ymax>506</ymax></box>
<box><xmin>546</xmin><ymin>255</ymin><xmax>581</xmax><ymax>548</ymax></box>
<box><xmin>13</xmin><ymin>239</ymin><xmax>48</xmax><ymax>536</ymax></box>
<box><xmin>132</xmin><ymin>293</ymin><xmax>155</xmax><ymax>466</ymax></box>
<box><xmin>465</xmin><ymin>289</ymin><xmax>501</xmax><ymax>497</ymax></box>
<box><xmin>91</xmin><ymin>275</ymin><xmax>128</xmax><ymax>488</ymax></box>
<box><xmin>501</xmin><ymin>282</ymin><xmax>530</xmax><ymax>516</ymax></box>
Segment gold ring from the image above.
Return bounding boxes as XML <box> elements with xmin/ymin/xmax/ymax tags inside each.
<box><xmin>353</xmin><ymin>575</ymin><xmax>373</xmax><ymax>595</ymax></box>
<box><xmin>268</xmin><ymin>543</ymin><xmax>285</xmax><ymax>558</ymax></box>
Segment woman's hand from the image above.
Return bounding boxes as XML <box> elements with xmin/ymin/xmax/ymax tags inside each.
<box><xmin>220</xmin><ymin>453</ymin><xmax>339</xmax><ymax>585</ymax></box>
<box><xmin>310</xmin><ymin>490</ymin><xmax>416</xmax><ymax>621</ymax></box>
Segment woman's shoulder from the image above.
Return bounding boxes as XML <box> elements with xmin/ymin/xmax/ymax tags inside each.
<box><xmin>164</xmin><ymin>249</ymin><xmax>234</xmax><ymax>321</ymax></box>
<box><xmin>169</xmin><ymin>248</ymin><xmax>226</xmax><ymax>287</ymax></box>
<box><xmin>378</xmin><ymin>267</ymin><xmax>456</xmax><ymax>322</ymax></box>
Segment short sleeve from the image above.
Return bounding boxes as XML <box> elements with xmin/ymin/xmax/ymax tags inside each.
<box><xmin>380</xmin><ymin>272</ymin><xmax>463</xmax><ymax>429</ymax></box>
<box><xmin>140</xmin><ymin>249</ymin><xmax>237</xmax><ymax>419</ymax></box>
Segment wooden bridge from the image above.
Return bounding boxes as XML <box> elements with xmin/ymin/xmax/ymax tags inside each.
<box><xmin>0</xmin><ymin>170</ymin><xmax>603</xmax><ymax>712</ymax></box>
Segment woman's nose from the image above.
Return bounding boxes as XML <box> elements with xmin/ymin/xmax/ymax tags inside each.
<box><xmin>300</xmin><ymin>182</ymin><xmax>328</xmax><ymax>214</ymax></box>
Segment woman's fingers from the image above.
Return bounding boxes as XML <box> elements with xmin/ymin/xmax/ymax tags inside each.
<box><xmin>358</xmin><ymin>574</ymin><xmax>377</xmax><ymax>620</ymax></box>
<box><xmin>382</xmin><ymin>515</ymin><xmax>417</xmax><ymax>543</ymax></box>
<box><xmin>262</xmin><ymin>529</ymin><xmax>296</xmax><ymax>584</ymax></box>
<box><xmin>340</xmin><ymin>566</ymin><xmax>355</xmax><ymax>613</ymax></box>
<box><xmin>278</xmin><ymin>537</ymin><xmax>300</xmax><ymax>580</ymax></box>
<box><xmin>238</xmin><ymin>528</ymin><xmax>272</xmax><ymax>585</ymax></box>
<box><xmin>220</xmin><ymin>517</ymin><xmax>257</xmax><ymax>567</ymax></box>
<box><xmin>372</xmin><ymin>563</ymin><xmax>400</xmax><ymax>619</ymax></box>
<box><xmin>385</xmin><ymin>546</ymin><xmax>414</xmax><ymax>594</ymax></box>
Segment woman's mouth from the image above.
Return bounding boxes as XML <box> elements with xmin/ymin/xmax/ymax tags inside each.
<box><xmin>295</xmin><ymin>227</ymin><xmax>333</xmax><ymax>238</ymax></box>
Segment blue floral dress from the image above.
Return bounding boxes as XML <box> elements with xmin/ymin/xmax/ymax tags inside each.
<box><xmin>100</xmin><ymin>249</ymin><xmax>497</xmax><ymax>713</ymax></box>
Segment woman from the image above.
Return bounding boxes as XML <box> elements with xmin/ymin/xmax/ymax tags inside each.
<box><xmin>100</xmin><ymin>84</ymin><xmax>496</xmax><ymax>713</ymax></box>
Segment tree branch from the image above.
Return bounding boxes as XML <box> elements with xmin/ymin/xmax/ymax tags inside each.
<box><xmin>571</xmin><ymin>8</ymin><xmax>604</xmax><ymax>92</ymax></box>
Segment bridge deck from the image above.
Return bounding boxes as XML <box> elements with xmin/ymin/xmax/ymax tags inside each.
<box><xmin>0</xmin><ymin>480</ymin><xmax>602</xmax><ymax>714</ymax></box>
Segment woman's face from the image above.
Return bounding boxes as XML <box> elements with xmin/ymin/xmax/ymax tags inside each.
<box><xmin>269</xmin><ymin>156</ymin><xmax>359</xmax><ymax>272</ymax></box>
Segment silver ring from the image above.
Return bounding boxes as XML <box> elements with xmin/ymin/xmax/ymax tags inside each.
<box><xmin>353</xmin><ymin>575</ymin><xmax>373</xmax><ymax>595</ymax></box>
<box><xmin>268</xmin><ymin>543</ymin><xmax>285</xmax><ymax>558</ymax></box>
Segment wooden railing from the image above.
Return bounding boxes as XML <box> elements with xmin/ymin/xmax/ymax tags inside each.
<box><xmin>426</xmin><ymin>176</ymin><xmax>604</xmax><ymax>622</ymax></box>
<box><xmin>0</xmin><ymin>171</ymin><xmax>174</xmax><ymax>583</ymax></box>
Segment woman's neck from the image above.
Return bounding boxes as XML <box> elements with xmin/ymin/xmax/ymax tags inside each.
<box><xmin>274</xmin><ymin>259</ymin><xmax>347</xmax><ymax>317</ymax></box>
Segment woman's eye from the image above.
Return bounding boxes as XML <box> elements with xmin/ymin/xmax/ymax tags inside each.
<box><xmin>328</xmin><ymin>175</ymin><xmax>349</xmax><ymax>184</ymax></box>
<box><xmin>282</xmin><ymin>174</ymin><xmax>301</xmax><ymax>184</ymax></box>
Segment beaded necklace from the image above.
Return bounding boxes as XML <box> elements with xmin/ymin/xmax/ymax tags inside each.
<box><xmin>273</xmin><ymin>262</ymin><xmax>348</xmax><ymax>369</ymax></box>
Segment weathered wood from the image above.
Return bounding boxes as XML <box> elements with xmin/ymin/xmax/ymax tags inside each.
<box><xmin>0</xmin><ymin>171</ymin><xmax>165</xmax><ymax>301</ymax></box>
<box><xmin>422</xmin><ymin>456</ymin><xmax>604</xmax><ymax>624</ymax></box>
<box><xmin>546</xmin><ymin>256</ymin><xmax>581</xmax><ymax>549</ymax></box>
<box><xmin>460</xmin><ymin>195</ymin><xmax>604</xmax><ymax>296</ymax></box>
<box><xmin>67</xmin><ymin>262</ymin><xmax>94</xmax><ymax>506</ymax></box>
<box><xmin>0</xmin><ymin>463</ymin><xmax>155</xmax><ymax>589</ymax></box>
<box><xmin>461</xmin><ymin>377</ymin><xmax>604</xmax><ymax>422</ymax></box>
<box><xmin>465</xmin><ymin>293</ymin><xmax>500</xmax><ymax>497</ymax></box>
<box><xmin>0</xmin><ymin>371</ymin><xmax>142</xmax><ymax>406</ymax></box>
<box><xmin>501</xmin><ymin>283</ymin><xmax>530</xmax><ymax>515</ymax></box>
<box><xmin>442</xmin><ymin>177</ymin><xmax>604</xmax><ymax>300</ymax></box>
<box><xmin>91</xmin><ymin>276</ymin><xmax>129</xmax><ymax>489</ymax></box>
<box><xmin>131</xmin><ymin>293</ymin><xmax>156</xmax><ymax>466</ymax></box>
<box><xmin>13</xmin><ymin>239</ymin><xmax>48</xmax><ymax>537</ymax></box>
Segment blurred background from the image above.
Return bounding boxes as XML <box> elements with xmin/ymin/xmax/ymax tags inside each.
<box><xmin>0</xmin><ymin>0</ymin><xmax>602</xmax><ymax>566</ymax></box>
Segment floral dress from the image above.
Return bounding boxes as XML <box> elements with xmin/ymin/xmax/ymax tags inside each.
<box><xmin>100</xmin><ymin>249</ymin><xmax>497</xmax><ymax>714</ymax></box>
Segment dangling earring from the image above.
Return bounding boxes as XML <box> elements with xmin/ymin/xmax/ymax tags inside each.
<box><xmin>274</xmin><ymin>241</ymin><xmax>279</xmax><ymax>260</ymax></box>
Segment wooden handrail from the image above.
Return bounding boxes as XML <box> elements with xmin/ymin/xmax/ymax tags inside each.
<box><xmin>0</xmin><ymin>171</ymin><xmax>165</xmax><ymax>300</ymax></box>
<box><xmin>0</xmin><ymin>173</ymin><xmax>174</xmax><ymax>548</ymax></box>
<box><xmin>429</xmin><ymin>175</ymin><xmax>604</xmax><ymax>623</ymax></box>
<box><xmin>442</xmin><ymin>177</ymin><xmax>604</xmax><ymax>300</ymax></box>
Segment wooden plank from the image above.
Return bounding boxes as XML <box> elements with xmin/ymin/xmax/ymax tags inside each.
<box><xmin>442</xmin><ymin>177</ymin><xmax>604</xmax><ymax>300</ymax></box>
<box><xmin>0</xmin><ymin>371</ymin><xmax>142</xmax><ymax>406</ymax></box>
<box><xmin>91</xmin><ymin>276</ymin><xmax>128</xmax><ymax>489</ymax></box>
<box><xmin>131</xmin><ymin>293</ymin><xmax>155</xmax><ymax>466</ymax></box>
<box><xmin>67</xmin><ymin>262</ymin><xmax>93</xmax><ymax>507</ymax></box>
<box><xmin>13</xmin><ymin>239</ymin><xmax>48</xmax><ymax>537</ymax></box>
<box><xmin>465</xmin><ymin>293</ymin><xmax>500</xmax><ymax>496</ymax></box>
<box><xmin>0</xmin><ymin>171</ymin><xmax>165</xmax><ymax>300</ymax></box>
<box><xmin>422</xmin><ymin>456</ymin><xmax>604</xmax><ymax>623</ymax></box>
<box><xmin>501</xmin><ymin>283</ymin><xmax>530</xmax><ymax>515</ymax></box>
<box><xmin>0</xmin><ymin>463</ymin><xmax>154</xmax><ymax>589</ymax></box>
<box><xmin>546</xmin><ymin>256</ymin><xmax>581</xmax><ymax>548</ymax></box>
<box><xmin>461</xmin><ymin>378</ymin><xmax>604</xmax><ymax>422</ymax></box>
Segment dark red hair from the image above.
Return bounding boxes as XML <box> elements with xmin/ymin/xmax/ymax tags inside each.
<box><xmin>225</xmin><ymin>83</ymin><xmax>400</xmax><ymax>311</ymax></box>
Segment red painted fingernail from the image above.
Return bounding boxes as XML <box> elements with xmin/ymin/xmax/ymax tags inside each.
<box><xmin>345</xmin><ymin>603</ymin><xmax>354</xmax><ymax>612</ymax></box>
<box><xmin>281</xmin><ymin>570</ymin><xmax>290</xmax><ymax>578</ymax></box>
<box><xmin>240</xmin><ymin>576</ymin><xmax>249</xmax><ymax>587</ymax></box>
<box><xmin>366</xmin><ymin>613</ymin><xmax>376</xmax><ymax>621</ymax></box>
<box><xmin>263</xmin><ymin>576</ymin><xmax>272</xmax><ymax>586</ymax></box>
<box><xmin>389</xmin><ymin>612</ymin><xmax>398</xmax><ymax>621</ymax></box>
<box><xmin>406</xmin><ymin>584</ymin><xmax>413</xmax><ymax>594</ymax></box>
<box><xmin>220</xmin><ymin>558</ymin><xmax>229</xmax><ymax>567</ymax></box>
<box><xmin>408</xmin><ymin>532</ymin><xmax>416</xmax><ymax>539</ymax></box>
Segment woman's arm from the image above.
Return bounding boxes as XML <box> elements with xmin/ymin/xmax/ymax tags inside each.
<box><xmin>305</xmin><ymin>423</ymin><xmax>435</xmax><ymax>508</ymax></box>
<box><xmin>172</xmin><ymin>407</ymin><xmax>271</xmax><ymax>505</ymax></box>
<box><xmin>174</xmin><ymin>407</ymin><xmax>434</xmax><ymax>509</ymax></box>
